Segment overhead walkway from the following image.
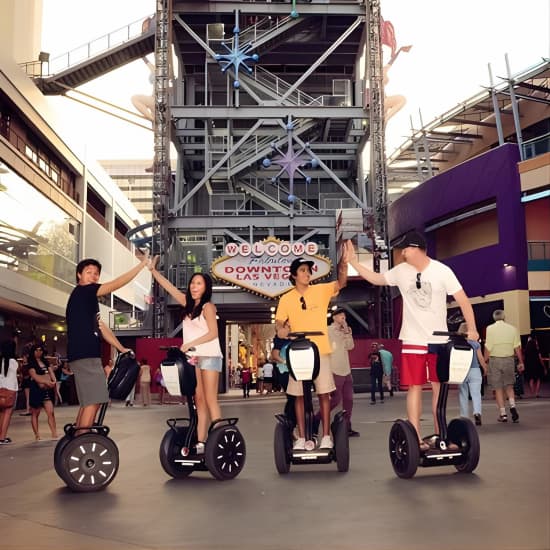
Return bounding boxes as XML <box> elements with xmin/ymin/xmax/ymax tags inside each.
<box><xmin>33</xmin><ymin>15</ymin><xmax>155</xmax><ymax>94</ymax></box>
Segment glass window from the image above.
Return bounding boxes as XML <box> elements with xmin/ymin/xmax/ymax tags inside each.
<box><xmin>0</xmin><ymin>164</ymin><xmax>79</xmax><ymax>292</ymax></box>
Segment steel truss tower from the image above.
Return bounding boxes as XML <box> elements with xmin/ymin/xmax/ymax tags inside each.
<box><xmin>366</xmin><ymin>0</ymin><xmax>392</xmax><ymax>339</ymax></box>
<box><xmin>152</xmin><ymin>0</ymin><xmax>172</xmax><ymax>337</ymax></box>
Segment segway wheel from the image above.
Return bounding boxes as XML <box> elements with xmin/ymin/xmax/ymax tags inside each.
<box><xmin>448</xmin><ymin>418</ymin><xmax>480</xmax><ymax>473</ymax></box>
<box><xmin>273</xmin><ymin>422</ymin><xmax>291</xmax><ymax>474</ymax></box>
<box><xmin>59</xmin><ymin>433</ymin><xmax>119</xmax><ymax>492</ymax></box>
<box><xmin>54</xmin><ymin>434</ymin><xmax>72</xmax><ymax>482</ymax></box>
<box><xmin>205</xmin><ymin>426</ymin><xmax>246</xmax><ymax>481</ymax></box>
<box><xmin>159</xmin><ymin>427</ymin><xmax>195</xmax><ymax>479</ymax></box>
<box><xmin>333</xmin><ymin>418</ymin><xmax>350</xmax><ymax>472</ymax></box>
<box><xmin>389</xmin><ymin>419</ymin><xmax>419</xmax><ymax>479</ymax></box>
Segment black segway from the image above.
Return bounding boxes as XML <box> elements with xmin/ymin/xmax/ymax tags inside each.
<box><xmin>53</xmin><ymin>350</ymin><xmax>139</xmax><ymax>492</ymax></box>
<box><xmin>389</xmin><ymin>331</ymin><xmax>480</xmax><ymax>479</ymax></box>
<box><xmin>273</xmin><ymin>331</ymin><xmax>349</xmax><ymax>474</ymax></box>
<box><xmin>158</xmin><ymin>346</ymin><xmax>246</xmax><ymax>481</ymax></box>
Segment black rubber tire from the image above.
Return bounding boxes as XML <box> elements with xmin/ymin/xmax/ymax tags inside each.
<box><xmin>205</xmin><ymin>426</ymin><xmax>246</xmax><ymax>481</ymax></box>
<box><xmin>388</xmin><ymin>419</ymin><xmax>419</xmax><ymax>479</ymax></box>
<box><xmin>59</xmin><ymin>433</ymin><xmax>119</xmax><ymax>492</ymax></box>
<box><xmin>333</xmin><ymin>418</ymin><xmax>350</xmax><ymax>472</ymax></box>
<box><xmin>159</xmin><ymin>427</ymin><xmax>195</xmax><ymax>479</ymax></box>
<box><xmin>448</xmin><ymin>418</ymin><xmax>480</xmax><ymax>473</ymax></box>
<box><xmin>274</xmin><ymin>422</ymin><xmax>291</xmax><ymax>474</ymax></box>
<box><xmin>54</xmin><ymin>434</ymin><xmax>72</xmax><ymax>482</ymax></box>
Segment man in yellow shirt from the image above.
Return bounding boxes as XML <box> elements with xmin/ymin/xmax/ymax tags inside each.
<box><xmin>484</xmin><ymin>309</ymin><xmax>524</xmax><ymax>423</ymax></box>
<box><xmin>275</xmin><ymin>253</ymin><xmax>349</xmax><ymax>451</ymax></box>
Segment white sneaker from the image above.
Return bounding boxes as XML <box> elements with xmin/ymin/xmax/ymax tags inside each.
<box><xmin>320</xmin><ymin>435</ymin><xmax>333</xmax><ymax>449</ymax></box>
<box><xmin>293</xmin><ymin>437</ymin><xmax>306</xmax><ymax>450</ymax></box>
<box><xmin>195</xmin><ymin>442</ymin><xmax>205</xmax><ymax>455</ymax></box>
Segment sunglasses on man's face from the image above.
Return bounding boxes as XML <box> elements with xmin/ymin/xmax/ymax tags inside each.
<box><xmin>300</xmin><ymin>296</ymin><xmax>307</xmax><ymax>310</ymax></box>
<box><xmin>416</xmin><ymin>273</ymin><xmax>421</xmax><ymax>289</ymax></box>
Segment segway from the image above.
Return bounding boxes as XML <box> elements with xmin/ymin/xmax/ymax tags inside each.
<box><xmin>389</xmin><ymin>331</ymin><xmax>481</xmax><ymax>479</ymax></box>
<box><xmin>273</xmin><ymin>331</ymin><xmax>349</xmax><ymax>474</ymax></box>
<box><xmin>53</xmin><ymin>350</ymin><xmax>140</xmax><ymax>492</ymax></box>
<box><xmin>158</xmin><ymin>346</ymin><xmax>246</xmax><ymax>481</ymax></box>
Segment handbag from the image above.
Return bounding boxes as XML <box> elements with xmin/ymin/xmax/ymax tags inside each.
<box><xmin>0</xmin><ymin>387</ymin><xmax>16</xmax><ymax>409</ymax></box>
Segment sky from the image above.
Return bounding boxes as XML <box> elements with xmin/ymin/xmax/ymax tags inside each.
<box><xmin>40</xmin><ymin>0</ymin><xmax>550</xmax><ymax>162</ymax></box>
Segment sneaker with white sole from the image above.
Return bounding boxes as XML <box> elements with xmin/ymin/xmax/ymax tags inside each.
<box><xmin>293</xmin><ymin>437</ymin><xmax>306</xmax><ymax>451</ymax></box>
<box><xmin>319</xmin><ymin>435</ymin><xmax>333</xmax><ymax>449</ymax></box>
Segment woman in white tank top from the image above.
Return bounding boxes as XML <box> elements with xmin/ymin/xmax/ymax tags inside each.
<box><xmin>149</xmin><ymin>257</ymin><xmax>222</xmax><ymax>453</ymax></box>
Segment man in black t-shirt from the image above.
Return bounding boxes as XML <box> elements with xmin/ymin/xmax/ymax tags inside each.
<box><xmin>66</xmin><ymin>252</ymin><xmax>148</xmax><ymax>430</ymax></box>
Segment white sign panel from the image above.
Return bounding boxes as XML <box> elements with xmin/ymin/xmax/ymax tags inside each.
<box><xmin>212</xmin><ymin>238</ymin><xmax>332</xmax><ymax>298</ymax></box>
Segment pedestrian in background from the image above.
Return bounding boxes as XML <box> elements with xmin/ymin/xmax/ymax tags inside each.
<box><xmin>457</xmin><ymin>322</ymin><xmax>487</xmax><ymax>425</ymax></box>
<box><xmin>314</xmin><ymin>307</ymin><xmax>359</xmax><ymax>437</ymax></box>
<box><xmin>524</xmin><ymin>332</ymin><xmax>546</xmax><ymax>398</ymax></box>
<box><xmin>139</xmin><ymin>358</ymin><xmax>152</xmax><ymax>406</ymax></box>
<box><xmin>368</xmin><ymin>343</ymin><xmax>384</xmax><ymax>405</ymax></box>
<box><xmin>0</xmin><ymin>339</ymin><xmax>19</xmax><ymax>444</ymax></box>
<box><xmin>484</xmin><ymin>309</ymin><xmax>524</xmax><ymax>423</ymax></box>
<box><xmin>27</xmin><ymin>344</ymin><xmax>58</xmax><ymax>441</ymax></box>
<box><xmin>378</xmin><ymin>343</ymin><xmax>394</xmax><ymax>397</ymax></box>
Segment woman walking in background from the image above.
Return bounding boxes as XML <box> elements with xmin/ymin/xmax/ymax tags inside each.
<box><xmin>524</xmin><ymin>333</ymin><xmax>546</xmax><ymax>398</ymax></box>
<box><xmin>139</xmin><ymin>358</ymin><xmax>152</xmax><ymax>406</ymax></box>
<box><xmin>0</xmin><ymin>339</ymin><xmax>19</xmax><ymax>444</ymax></box>
<box><xmin>27</xmin><ymin>344</ymin><xmax>58</xmax><ymax>440</ymax></box>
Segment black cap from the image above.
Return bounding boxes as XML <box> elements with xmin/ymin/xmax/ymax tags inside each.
<box><xmin>332</xmin><ymin>307</ymin><xmax>346</xmax><ymax>316</ymax></box>
<box><xmin>289</xmin><ymin>257</ymin><xmax>315</xmax><ymax>276</ymax></box>
<box><xmin>393</xmin><ymin>230</ymin><xmax>427</xmax><ymax>250</ymax></box>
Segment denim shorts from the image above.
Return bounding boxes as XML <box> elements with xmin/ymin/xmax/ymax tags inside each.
<box><xmin>196</xmin><ymin>356</ymin><xmax>222</xmax><ymax>372</ymax></box>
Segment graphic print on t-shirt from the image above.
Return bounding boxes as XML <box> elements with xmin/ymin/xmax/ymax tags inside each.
<box><xmin>407</xmin><ymin>278</ymin><xmax>432</xmax><ymax>310</ymax></box>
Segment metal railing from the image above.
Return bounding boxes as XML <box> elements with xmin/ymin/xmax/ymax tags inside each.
<box><xmin>522</xmin><ymin>133</ymin><xmax>550</xmax><ymax>160</ymax></box>
<box><xmin>45</xmin><ymin>14</ymin><xmax>153</xmax><ymax>75</ymax></box>
<box><xmin>109</xmin><ymin>309</ymin><xmax>147</xmax><ymax>330</ymax></box>
<box><xmin>528</xmin><ymin>241</ymin><xmax>550</xmax><ymax>261</ymax></box>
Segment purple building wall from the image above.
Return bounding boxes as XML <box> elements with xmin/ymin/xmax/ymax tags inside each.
<box><xmin>388</xmin><ymin>143</ymin><xmax>528</xmax><ymax>298</ymax></box>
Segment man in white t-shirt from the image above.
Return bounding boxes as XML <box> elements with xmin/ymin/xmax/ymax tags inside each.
<box><xmin>345</xmin><ymin>231</ymin><xmax>479</xmax><ymax>450</ymax></box>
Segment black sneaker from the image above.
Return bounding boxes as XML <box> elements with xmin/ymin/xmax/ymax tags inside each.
<box><xmin>348</xmin><ymin>429</ymin><xmax>360</xmax><ymax>437</ymax></box>
<box><xmin>474</xmin><ymin>414</ymin><xmax>482</xmax><ymax>426</ymax></box>
<box><xmin>510</xmin><ymin>407</ymin><xmax>519</xmax><ymax>423</ymax></box>
<box><xmin>370</xmin><ymin>400</ymin><xmax>376</xmax><ymax>405</ymax></box>
<box><xmin>497</xmin><ymin>414</ymin><xmax>508</xmax><ymax>423</ymax></box>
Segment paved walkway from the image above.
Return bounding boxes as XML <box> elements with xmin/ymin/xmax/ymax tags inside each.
<box><xmin>1</xmin><ymin>388</ymin><xmax>549</xmax><ymax>550</ymax></box>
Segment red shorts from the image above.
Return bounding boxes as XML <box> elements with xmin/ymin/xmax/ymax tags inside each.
<box><xmin>401</xmin><ymin>345</ymin><xmax>439</xmax><ymax>386</ymax></box>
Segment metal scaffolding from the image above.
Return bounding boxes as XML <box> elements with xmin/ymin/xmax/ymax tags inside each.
<box><xmin>152</xmin><ymin>0</ymin><xmax>172</xmax><ymax>338</ymax></box>
<box><xmin>366</xmin><ymin>0</ymin><xmax>393</xmax><ymax>339</ymax></box>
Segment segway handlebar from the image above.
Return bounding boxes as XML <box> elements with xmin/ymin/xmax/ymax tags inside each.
<box><xmin>432</xmin><ymin>331</ymin><xmax>461</xmax><ymax>337</ymax></box>
<box><xmin>288</xmin><ymin>331</ymin><xmax>324</xmax><ymax>338</ymax></box>
<box><xmin>158</xmin><ymin>345</ymin><xmax>196</xmax><ymax>352</ymax></box>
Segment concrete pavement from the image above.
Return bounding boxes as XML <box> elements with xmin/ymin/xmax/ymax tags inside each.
<box><xmin>1</xmin><ymin>389</ymin><xmax>549</xmax><ymax>550</ymax></box>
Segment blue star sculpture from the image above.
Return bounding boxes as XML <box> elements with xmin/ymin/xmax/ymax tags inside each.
<box><xmin>214</xmin><ymin>20</ymin><xmax>259</xmax><ymax>89</ymax></box>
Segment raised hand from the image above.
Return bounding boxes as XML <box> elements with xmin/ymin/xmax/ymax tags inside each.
<box><xmin>343</xmin><ymin>240</ymin><xmax>356</xmax><ymax>264</ymax></box>
<box><xmin>148</xmin><ymin>255</ymin><xmax>160</xmax><ymax>271</ymax></box>
<box><xmin>137</xmin><ymin>247</ymin><xmax>150</xmax><ymax>263</ymax></box>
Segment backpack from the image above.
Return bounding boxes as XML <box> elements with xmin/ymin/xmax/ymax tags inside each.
<box><xmin>241</xmin><ymin>369</ymin><xmax>251</xmax><ymax>384</ymax></box>
<box><xmin>107</xmin><ymin>351</ymin><xmax>140</xmax><ymax>400</ymax></box>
